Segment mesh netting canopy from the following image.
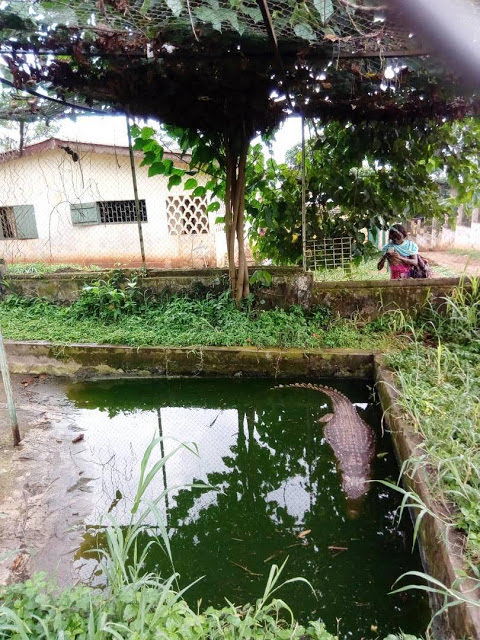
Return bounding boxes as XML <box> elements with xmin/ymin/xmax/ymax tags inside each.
<box><xmin>0</xmin><ymin>0</ymin><xmax>479</xmax><ymax>131</ymax></box>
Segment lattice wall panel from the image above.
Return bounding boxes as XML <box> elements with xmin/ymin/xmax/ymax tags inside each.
<box><xmin>167</xmin><ymin>196</ymin><xmax>209</xmax><ymax>235</ymax></box>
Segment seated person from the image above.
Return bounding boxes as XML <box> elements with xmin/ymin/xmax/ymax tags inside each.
<box><xmin>377</xmin><ymin>224</ymin><xmax>418</xmax><ymax>279</ymax></box>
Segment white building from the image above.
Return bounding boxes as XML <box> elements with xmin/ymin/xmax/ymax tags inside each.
<box><xmin>0</xmin><ymin>138</ymin><xmax>227</xmax><ymax>268</ymax></box>
<box><xmin>407</xmin><ymin>207</ymin><xmax>480</xmax><ymax>251</ymax></box>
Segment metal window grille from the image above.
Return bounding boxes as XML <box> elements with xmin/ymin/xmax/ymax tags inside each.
<box><xmin>305</xmin><ymin>237</ymin><xmax>353</xmax><ymax>272</ymax></box>
<box><xmin>0</xmin><ymin>207</ymin><xmax>16</xmax><ymax>238</ymax></box>
<box><xmin>167</xmin><ymin>196</ymin><xmax>209</xmax><ymax>235</ymax></box>
<box><xmin>98</xmin><ymin>200</ymin><xmax>147</xmax><ymax>224</ymax></box>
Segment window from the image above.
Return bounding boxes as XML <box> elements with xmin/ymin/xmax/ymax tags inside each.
<box><xmin>99</xmin><ymin>200</ymin><xmax>147</xmax><ymax>224</ymax></box>
<box><xmin>71</xmin><ymin>200</ymin><xmax>147</xmax><ymax>225</ymax></box>
<box><xmin>0</xmin><ymin>205</ymin><xmax>38</xmax><ymax>239</ymax></box>
<box><xmin>166</xmin><ymin>196</ymin><xmax>210</xmax><ymax>235</ymax></box>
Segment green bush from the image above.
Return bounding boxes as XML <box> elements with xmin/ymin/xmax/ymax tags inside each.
<box><xmin>73</xmin><ymin>271</ymin><xmax>151</xmax><ymax>321</ymax></box>
<box><xmin>0</xmin><ymin>572</ymin><xmax>337</xmax><ymax>640</ymax></box>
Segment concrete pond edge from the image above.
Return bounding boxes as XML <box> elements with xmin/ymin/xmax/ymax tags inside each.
<box><xmin>374</xmin><ymin>357</ymin><xmax>480</xmax><ymax>640</ymax></box>
<box><xmin>3</xmin><ymin>340</ymin><xmax>480</xmax><ymax>638</ymax></box>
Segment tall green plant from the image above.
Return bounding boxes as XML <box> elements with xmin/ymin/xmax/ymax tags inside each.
<box><xmin>131</xmin><ymin>125</ymin><xmax>272</xmax><ymax>301</ymax></box>
<box><xmin>0</xmin><ymin>439</ymin><xmax>338</xmax><ymax>640</ymax></box>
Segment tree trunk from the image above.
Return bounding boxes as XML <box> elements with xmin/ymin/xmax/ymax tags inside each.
<box><xmin>224</xmin><ymin>128</ymin><xmax>251</xmax><ymax>301</ymax></box>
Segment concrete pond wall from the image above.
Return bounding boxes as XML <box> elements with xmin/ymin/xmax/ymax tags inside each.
<box><xmin>3</xmin><ymin>340</ymin><xmax>479</xmax><ymax>638</ymax></box>
<box><xmin>0</xmin><ymin>264</ymin><xmax>468</xmax><ymax>319</ymax></box>
<box><xmin>376</xmin><ymin>361</ymin><xmax>480</xmax><ymax>640</ymax></box>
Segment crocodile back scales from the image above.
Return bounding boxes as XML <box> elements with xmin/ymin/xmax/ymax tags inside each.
<box><xmin>272</xmin><ymin>383</ymin><xmax>375</xmax><ymax>501</ymax></box>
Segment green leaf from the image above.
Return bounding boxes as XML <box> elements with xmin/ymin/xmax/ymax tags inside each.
<box><xmin>314</xmin><ymin>0</ymin><xmax>334</xmax><ymax>25</ymax></box>
<box><xmin>130</xmin><ymin>124</ymin><xmax>141</xmax><ymax>137</ymax></box>
<box><xmin>215</xmin><ymin>216</ymin><xmax>225</xmax><ymax>224</ymax></box>
<box><xmin>293</xmin><ymin>23</ymin><xmax>316</xmax><ymax>41</ymax></box>
<box><xmin>194</xmin><ymin>6</ymin><xmax>222</xmax><ymax>31</ymax></box>
<box><xmin>241</xmin><ymin>6</ymin><xmax>263</xmax><ymax>23</ymax></box>
<box><xmin>249</xmin><ymin>269</ymin><xmax>272</xmax><ymax>287</ymax></box>
<box><xmin>142</xmin><ymin>140</ymin><xmax>161</xmax><ymax>153</ymax></box>
<box><xmin>207</xmin><ymin>201</ymin><xmax>221</xmax><ymax>212</ymax></box>
<box><xmin>163</xmin><ymin>159</ymin><xmax>174</xmax><ymax>174</ymax></box>
<box><xmin>148</xmin><ymin>162</ymin><xmax>165</xmax><ymax>177</ymax></box>
<box><xmin>140</xmin><ymin>151</ymin><xmax>157</xmax><ymax>166</ymax></box>
<box><xmin>184</xmin><ymin>178</ymin><xmax>198</xmax><ymax>190</ymax></box>
<box><xmin>141</xmin><ymin>126</ymin><xmax>156</xmax><ymax>139</ymax></box>
<box><xmin>168</xmin><ymin>174</ymin><xmax>182</xmax><ymax>190</ymax></box>
<box><xmin>133</xmin><ymin>138</ymin><xmax>148</xmax><ymax>151</ymax></box>
<box><xmin>166</xmin><ymin>0</ymin><xmax>183</xmax><ymax>17</ymax></box>
<box><xmin>192</xmin><ymin>186</ymin><xmax>207</xmax><ymax>197</ymax></box>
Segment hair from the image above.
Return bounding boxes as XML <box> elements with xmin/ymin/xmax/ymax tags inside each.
<box><xmin>390</xmin><ymin>223</ymin><xmax>407</xmax><ymax>238</ymax></box>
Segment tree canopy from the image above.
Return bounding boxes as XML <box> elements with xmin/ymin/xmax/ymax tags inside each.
<box><xmin>0</xmin><ymin>0</ymin><xmax>479</xmax><ymax>130</ymax></box>
<box><xmin>247</xmin><ymin>118</ymin><xmax>480</xmax><ymax>265</ymax></box>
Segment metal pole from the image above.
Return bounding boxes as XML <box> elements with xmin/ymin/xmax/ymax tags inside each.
<box><xmin>0</xmin><ymin>324</ymin><xmax>21</xmax><ymax>445</ymax></box>
<box><xmin>126</xmin><ymin>114</ymin><xmax>146</xmax><ymax>269</ymax></box>
<box><xmin>301</xmin><ymin>115</ymin><xmax>307</xmax><ymax>272</ymax></box>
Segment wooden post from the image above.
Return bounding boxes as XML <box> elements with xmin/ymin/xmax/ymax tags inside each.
<box><xmin>126</xmin><ymin>114</ymin><xmax>146</xmax><ymax>269</ymax></box>
<box><xmin>0</xmin><ymin>323</ymin><xmax>21</xmax><ymax>446</ymax></box>
<box><xmin>301</xmin><ymin>115</ymin><xmax>307</xmax><ymax>272</ymax></box>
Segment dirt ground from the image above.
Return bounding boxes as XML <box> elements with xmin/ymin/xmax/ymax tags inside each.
<box><xmin>0</xmin><ymin>375</ymin><xmax>94</xmax><ymax>586</ymax></box>
<box><xmin>423</xmin><ymin>250</ymin><xmax>480</xmax><ymax>276</ymax></box>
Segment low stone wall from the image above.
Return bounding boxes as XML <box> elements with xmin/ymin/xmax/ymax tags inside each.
<box><xmin>312</xmin><ymin>277</ymin><xmax>463</xmax><ymax>319</ymax></box>
<box><xmin>4</xmin><ymin>341</ymin><xmax>375</xmax><ymax>379</ymax></box>
<box><xmin>0</xmin><ymin>267</ymin><xmax>313</xmax><ymax>308</ymax></box>
<box><xmin>0</xmin><ymin>265</ymin><xmax>465</xmax><ymax>318</ymax></box>
<box><xmin>375</xmin><ymin>359</ymin><xmax>480</xmax><ymax>640</ymax></box>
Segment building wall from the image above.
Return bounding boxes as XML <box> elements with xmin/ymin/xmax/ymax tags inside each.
<box><xmin>407</xmin><ymin>209</ymin><xmax>480</xmax><ymax>251</ymax></box>
<box><xmin>0</xmin><ymin>147</ymin><xmax>227</xmax><ymax>268</ymax></box>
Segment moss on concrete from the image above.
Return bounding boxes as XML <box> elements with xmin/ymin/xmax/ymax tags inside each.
<box><xmin>5</xmin><ymin>341</ymin><xmax>374</xmax><ymax>380</ymax></box>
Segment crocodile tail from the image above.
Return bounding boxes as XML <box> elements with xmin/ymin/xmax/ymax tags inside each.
<box><xmin>270</xmin><ymin>382</ymin><xmax>350</xmax><ymax>401</ymax></box>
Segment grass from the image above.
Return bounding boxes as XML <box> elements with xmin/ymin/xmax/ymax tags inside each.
<box><xmin>2</xmin><ymin>273</ymin><xmax>479</xmax><ymax>634</ymax></box>
<box><xmin>0</xmin><ymin>439</ymin><xmax>423</xmax><ymax>640</ymax></box>
<box><xmin>381</xmin><ymin>280</ymin><xmax>480</xmax><ymax>562</ymax></box>
<box><xmin>6</xmin><ymin>262</ymin><xmax>103</xmax><ymax>276</ymax></box>
<box><xmin>0</xmin><ymin>293</ymin><xmax>400</xmax><ymax>351</ymax></box>
<box><xmin>387</xmin><ymin>343</ymin><xmax>480</xmax><ymax>561</ymax></box>
<box><xmin>3</xmin><ymin>258</ymin><xmax>458</xmax><ymax>281</ymax></box>
<box><xmin>447</xmin><ymin>248</ymin><xmax>480</xmax><ymax>261</ymax></box>
<box><xmin>314</xmin><ymin>257</ymin><xmax>457</xmax><ymax>282</ymax></box>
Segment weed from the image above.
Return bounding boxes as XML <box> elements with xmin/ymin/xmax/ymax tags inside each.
<box><xmin>0</xmin><ymin>293</ymin><xmax>398</xmax><ymax>351</ymax></box>
<box><xmin>386</xmin><ymin>343</ymin><xmax>480</xmax><ymax>561</ymax></box>
<box><xmin>314</xmin><ymin>257</ymin><xmax>456</xmax><ymax>282</ymax></box>
<box><xmin>0</xmin><ymin>440</ymin><xmax>337</xmax><ymax>640</ymax></box>
<box><xmin>73</xmin><ymin>271</ymin><xmax>151</xmax><ymax>321</ymax></box>
<box><xmin>5</xmin><ymin>262</ymin><xmax>103</xmax><ymax>276</ymax></box>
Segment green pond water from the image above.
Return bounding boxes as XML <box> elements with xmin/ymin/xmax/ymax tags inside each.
<box><xmin>67</xmin><ymin>378</ymin><xmax>430</xmax><ymax>638</ymax></box>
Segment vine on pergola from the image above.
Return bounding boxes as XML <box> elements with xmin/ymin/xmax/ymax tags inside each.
<box><xmin>0</xmin><ymin>0</ymin><xmax>479</xmax><ymax>297</ymax></box>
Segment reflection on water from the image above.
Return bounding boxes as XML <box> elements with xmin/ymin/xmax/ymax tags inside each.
<box><xmin>68</xmin><ymin>378</ymin><xmax>430</xmax><ymax>639</ymax></box>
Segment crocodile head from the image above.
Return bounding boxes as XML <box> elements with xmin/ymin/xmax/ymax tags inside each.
<box><xmin>342</xmin><ymin>473</ymin><xmax>368</xmax><ymax>500</ymax></box>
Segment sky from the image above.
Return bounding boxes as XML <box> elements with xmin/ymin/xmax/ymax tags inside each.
<box><xmin>53</xmin><ymin>113</ymin><xmax>303</xmax><ymax>163</ymax></box>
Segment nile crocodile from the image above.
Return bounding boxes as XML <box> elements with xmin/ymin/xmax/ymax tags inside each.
<box><xmin>273</xmin><ymin>383</ymin><xmax>375</xmax><ymax>502</ymax></box>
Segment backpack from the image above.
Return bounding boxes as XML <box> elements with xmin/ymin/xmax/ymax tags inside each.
<box><xmin>409</xmin><ymin>254</ymin><xmax>432</xmax><ymax>279</ymax></box>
